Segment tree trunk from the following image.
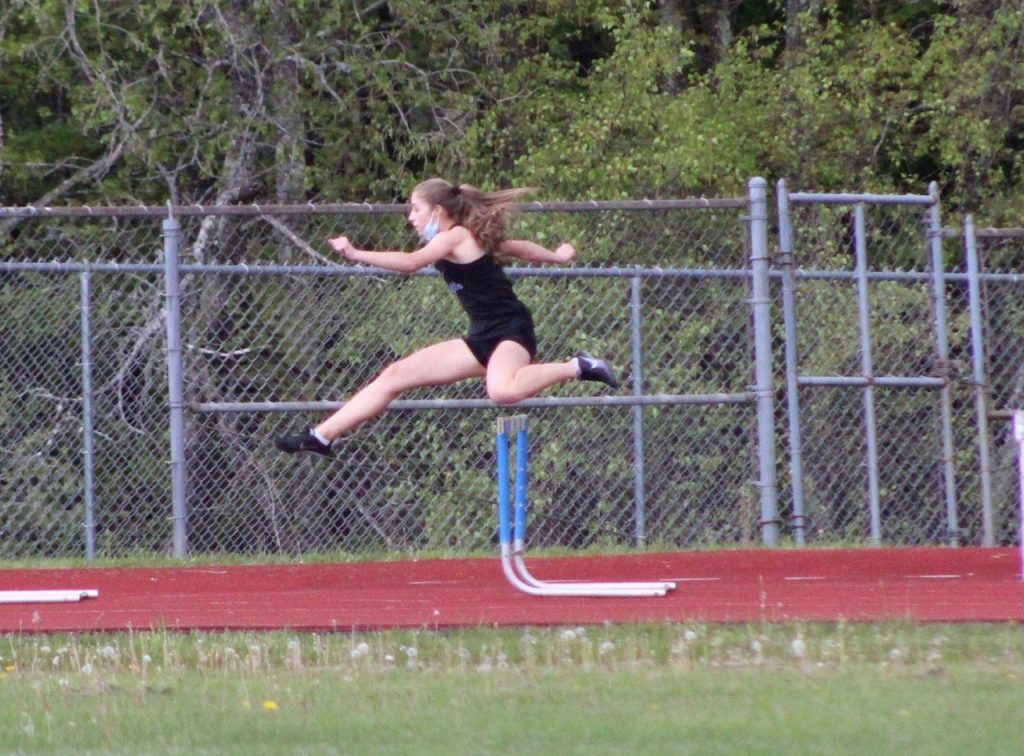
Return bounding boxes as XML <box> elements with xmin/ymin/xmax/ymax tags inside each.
<box><xmin>786</xmin><ymin>0</ymin><xmax>822</xmax><ymax>56</ymax></box>
<box><xmin>272</xmin><ymin>2</ymin><xmax>305</xmax><ymax>205</ymax></box>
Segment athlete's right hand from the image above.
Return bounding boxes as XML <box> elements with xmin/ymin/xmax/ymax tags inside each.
<box><xmin>328</xmin><ymin>236</ymin><xmax>357</xmax><ymax>259</ymax></box>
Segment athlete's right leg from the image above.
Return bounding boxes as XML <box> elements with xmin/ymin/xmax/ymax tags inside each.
<box><xmin>275</xmin><ymin>339</ymin><xmax>485</xmax><ymax>454</ymax></box>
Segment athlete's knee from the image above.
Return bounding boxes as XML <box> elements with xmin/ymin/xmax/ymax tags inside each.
<box><xmin>487</xmin><ymin>382</ymin><xmax>524</xmax><ymax>406</ymax></box>
<box><xmin>376</xmin><ymin>360</ymin><xmax>413</xmax><ymax>394</ymax></box>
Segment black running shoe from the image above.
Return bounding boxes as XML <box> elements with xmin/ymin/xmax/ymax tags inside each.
<box><xmin>574</xmin><ymin>350</ymin><xmax>619</xmax><ymax>389</ymax></box>
<box><xmin>274</xmin><ymin>428</ymin><xmax>332</xmax><ymax>456</ymax></box>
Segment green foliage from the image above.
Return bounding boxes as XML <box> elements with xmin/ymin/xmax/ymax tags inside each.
<box><xmin>3</xmin><ymin>1</ymin><xmax>1022</xmax><ymax>214</ymax></box>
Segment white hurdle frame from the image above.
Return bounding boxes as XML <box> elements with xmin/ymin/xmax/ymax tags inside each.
<box><xmin>1014</xmin><ymin>411</ymin><xmax>1024</xmax><ymax>581</ymax></box>
<box><xmin>496</xmin><ymin>415</ymin><xmax>676</xmax><ymax>597</ymax></box>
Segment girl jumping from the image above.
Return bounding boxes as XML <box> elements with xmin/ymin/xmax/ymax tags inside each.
<box><xmin>274</xmin><ymin>178</ymin><xmax>619</xmax><ymax>456</ymax></box>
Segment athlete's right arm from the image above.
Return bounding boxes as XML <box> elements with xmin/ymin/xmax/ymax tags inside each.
<box><xmin>328</xmin><ymin>231</ymin><xmax>460</xmax><ymax>273</ymax></box>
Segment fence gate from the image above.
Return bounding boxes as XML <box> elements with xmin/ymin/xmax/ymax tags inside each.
<box><xmin>963</xmin><ymin>218</ymin><xmax>1024</xmax><ymax>547</ymax></box>
<box><xmin>776</xmin><ymin>181</ymin><xmax>959</xmax><ymax>546</ymax></box>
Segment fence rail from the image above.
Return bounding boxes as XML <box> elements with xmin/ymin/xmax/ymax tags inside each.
<box><xmin>0</xmin><ymin>179</ymin><xmax>1021</xmax><ymax>559</ymax></box>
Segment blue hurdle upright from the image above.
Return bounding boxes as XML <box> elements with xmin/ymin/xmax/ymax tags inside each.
<box><xmin>495</xmin><ymin>415</ymin><xmax>675</xmax><ymax>597</ymax></box>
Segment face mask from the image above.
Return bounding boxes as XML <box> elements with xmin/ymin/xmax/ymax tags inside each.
<box><xmin>422</xmin><ymin>211</ymin><xmax>440</xmax><ymax>241</ymax></box>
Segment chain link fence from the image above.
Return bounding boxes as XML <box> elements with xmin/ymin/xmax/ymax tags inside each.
<box><xmin>2</xmin><ymin>196</ymin><xmax>777</xmax><ymax>559</ymax></box>
<box><xmin>964</xmin><ymin>222</ymin><xmax>1024</xmax><ymax>547</ymax></box>
<box><xmin>1</xmin><ymin>186</ymin><xmax>1021</xmax><ymax>560</ymax></box>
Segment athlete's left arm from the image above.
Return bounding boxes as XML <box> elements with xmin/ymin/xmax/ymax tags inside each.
<box><xmin>500</xmin><ymin>239</ymin><xmax>576</xmax><ymax>265</ymax></box>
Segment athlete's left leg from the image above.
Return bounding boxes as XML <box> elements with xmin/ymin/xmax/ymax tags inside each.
<box><xmin>484</xmin><ymin>341</ymin><xmax>577</xmax><ymax>405</ymax></box>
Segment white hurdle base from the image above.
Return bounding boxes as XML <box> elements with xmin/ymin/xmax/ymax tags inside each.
<box><xmin>496</xmin><ymin>413</ymin><xmax>676</xmax><ymax>598</ymax></box>
<box><xmin>0</xmin><ymin>589</ymin><xmax>99</xmax><ymax>605</ymax></box>
<box><xmin>502</xmin><ymin>544</ymin><xmax>675</xmax><ymax>598</ymax></box>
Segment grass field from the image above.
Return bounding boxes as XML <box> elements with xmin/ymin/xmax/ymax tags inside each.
<box><xmin>2</xmin><ymin>621</ymin><xmax>1023</xmax><ymax>754</ymax></box>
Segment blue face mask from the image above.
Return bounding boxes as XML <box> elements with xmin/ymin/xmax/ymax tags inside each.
<box><xmin>423</xmin><ymin>212</ymin><xmax>440</xmax><ymax>242</ymax></box>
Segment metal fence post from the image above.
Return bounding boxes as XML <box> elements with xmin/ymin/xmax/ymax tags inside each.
<box><xmin>630</xmin><ymin>273</ymin><xmax>647</xmax><ymax>546</ymax></box>
<box><xmin>776</xmin><ymin>180</ymin><xmax>806</xmax><ymax>544</ymax></box>
<box><xmin>964</xmin><ymin>214</ymin><xmax>994</xmax><ymax>546</ymax></box>
<box><xmin>80</xmin><ymin>267</ymin><xmax>96</xmax><ymax>560</ymax></box>
<box><xmin>163</xmin><ymin>206</ymin><xmax>189</xmax><ymax>557</ymax></box>
<box><xmin>748</xmin><ymin>178</ymin><xmax>780</xmax><ymax>545</ymax></box>
<box><xmin>928</xmin><ymin>182</ymin><xmax>959</xmax><ymax>546</ymax></box>
<box><xmin>853</xmin><ymin>204</ymin><xmax>883</xmax><ymax>544</ymax></box>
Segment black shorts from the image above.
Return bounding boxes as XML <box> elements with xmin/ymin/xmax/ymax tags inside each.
<box><xmin>463</xmin><ymin>319</ymin><xmax>537</xmax><ymax>367</ymax></box>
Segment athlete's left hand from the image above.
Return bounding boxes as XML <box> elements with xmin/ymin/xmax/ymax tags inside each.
<box><xmin>554</xmin><ymin>243</ymin><xmax>576</xmax><ymax>264</ymax></box>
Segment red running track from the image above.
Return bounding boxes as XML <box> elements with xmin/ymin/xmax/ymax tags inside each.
<box><xmin>1</xmin><ymin>548</ymin><xmax>1022</xmax><ymax>634</ymax></box>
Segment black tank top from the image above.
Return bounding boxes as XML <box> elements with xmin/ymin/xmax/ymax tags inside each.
<box><xmin>435</xmin><ymin>255</ymin><xmax>532</xmax><ymax>336</ymax></box>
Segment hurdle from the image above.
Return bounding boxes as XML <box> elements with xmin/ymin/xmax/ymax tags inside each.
<box><xmin>496</xmin><ymin>415</ymin><xmax>675</xmax><ymax>597</ymax></box>
<box><xmin>0</xmin><ymin>589</ymin><xmax>99</xmax><ymax>604</ymax></box>
<box><xmin>1014</xmin><ymin>411</ymin><xmax>1024</xmax><ymax>581</ymax></box>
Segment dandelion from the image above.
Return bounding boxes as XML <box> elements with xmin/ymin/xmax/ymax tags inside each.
<box><xmin>598</xmin><ymin>641</ymin><xmax>615</xmax><ymax>656</ymax></box>
<box><xmin>683</xmin><ymin>630</ymin><xmax>697</xmax><ymax>644</ymax></box>
<box><xmin>262</xmin><ymin>700</ymin><xmax>278</xmax><ymax>711</ymax></box>
<box><xmin>286</xmin><ymin>639</ymin><xmax>302</xmax><ymax>669</ymax></box>
<box><xmin>561</xmin><ymin>629</ymin><xmax>577</xmax><ymax>641</ymax></box>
